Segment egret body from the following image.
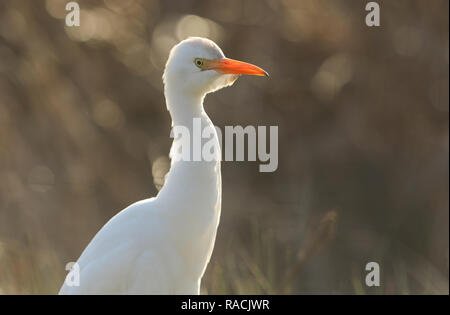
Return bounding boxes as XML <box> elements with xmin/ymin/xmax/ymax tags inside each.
<box><xmin>59</xmin><ymin>37</ymin><xmax>268</xmax><ymax>294</ymax></box>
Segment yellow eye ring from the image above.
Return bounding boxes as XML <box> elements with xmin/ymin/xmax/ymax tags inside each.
<box><xmin>194</xmin><ymin>58</ymin><xmax>204</xmax><ymax>68</ymax></box>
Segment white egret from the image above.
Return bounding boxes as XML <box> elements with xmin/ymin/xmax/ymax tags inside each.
<box><xmin>59</xmin><ymin>37</ymin><xmax>268</xmax><ymax>294</ymax></box>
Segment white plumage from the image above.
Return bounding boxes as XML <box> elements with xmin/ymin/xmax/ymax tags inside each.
<box><xmin>59</xmin><ymin>37</ymin><xmax>267</xmax><ymax>294</ymax></box>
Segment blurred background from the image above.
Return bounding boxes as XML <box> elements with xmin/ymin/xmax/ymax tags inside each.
<box><xmin>0</xmin><ymin>0</ymin><xmax>448</xmax><ymax>294</ymax></box>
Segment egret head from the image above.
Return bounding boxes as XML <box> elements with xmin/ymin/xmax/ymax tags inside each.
<box><xmin>163</xmin><ymin>37</ymin><xmax>268</xmax><ymax>96</ymax></box>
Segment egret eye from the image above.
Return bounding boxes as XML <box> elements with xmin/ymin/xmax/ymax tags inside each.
<box><xmin>194</xmin><ymin>58</ymin><xmax>204</xmax><ymax>68</ymax></box>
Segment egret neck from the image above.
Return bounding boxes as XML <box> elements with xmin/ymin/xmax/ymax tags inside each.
<box><xmin>157</xmin><ymin>85</ymin><xmax>222</xmax><ymax>280</ymax></box>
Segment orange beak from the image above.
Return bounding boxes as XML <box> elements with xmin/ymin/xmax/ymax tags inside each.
<box><xmin>206</xmin><ymin>58</ymin><xmax>269</xmax><ymax>77</ymax></box>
